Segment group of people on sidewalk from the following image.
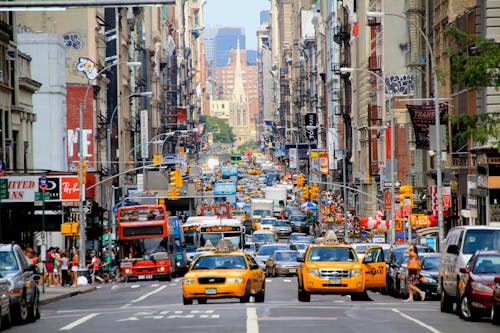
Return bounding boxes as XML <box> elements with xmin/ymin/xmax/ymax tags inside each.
<box><xmin>23</xmin><ymin>246</ymin><xmax>115</xmax><ymax>287</ymax></box>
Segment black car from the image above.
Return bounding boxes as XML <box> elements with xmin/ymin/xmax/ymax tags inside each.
<box><xmin>289</xmin><ymin>214</ymin><xmax>308</xmax><ymax>233</ymax></box>
<box><xmin>384</xmin><ymin>244</ymin><xmax>434</xmax><ymax>296</ymax></box>
<box><xmin>0</xmin><ymin>243</ymin><xmax>40</xmax><ymax>324</ymax></box>
<box><xmin>395</xmin><ymin>252</ymin><xmax>439</xmax><ymax>299</ymax></box>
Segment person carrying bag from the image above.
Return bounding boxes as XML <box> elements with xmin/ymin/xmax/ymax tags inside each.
<box><xmin>404</xmin><ymin>244</ymin><xmax>425</xmax><ymax>302</ymax></box>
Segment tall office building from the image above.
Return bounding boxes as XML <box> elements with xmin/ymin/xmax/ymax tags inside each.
<box><xmin>215</xmin><ymin>27</ymin><xmax>245</xmax><ymax>67</ymax></box>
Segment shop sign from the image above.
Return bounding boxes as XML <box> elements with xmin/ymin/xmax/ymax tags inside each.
<box><xmin>2</xmin><ymin>176</ymin><xmax>80</xmax><ymax>203</ymax></box>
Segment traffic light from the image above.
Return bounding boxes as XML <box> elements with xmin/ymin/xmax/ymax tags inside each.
<box><xmin>303</xmin><ymin>186</ymin><xmax>310</xmax><ymax>199</ymax></box>
<box><xmin>61</xmin><ymin>222</ymin><xmax>72</xmax><ymax>236</ymax></box>
<box><xmin>168</xmin><ymin>188</ymin><xmax>180</xmax><ymax>199</ymax></box>
<box><xmin>399</xmin><ymin>184</ymin><xmax>414</xmax><ymax>207</ymax></box>
<box><xmin>175</xmin><ymin>169</ymin><xmax>183</xmax><ymax>187</ymax></box>
<box><xmin>153</xmin><ymin>154</ymin><xmax>163</xmax><ymax>165</ymax></box>
<box><xmin>169</xmin><ymin>169</ymin><xmax>178</xmax><ymax>187</ymax></box>
<box><xmin>76</xmin><ymin>161</ymin><xmax>87</xmax><ymax>184</ymax></box>
<box><xmin>310</xmin><ymin>184</ymin><xmax>319</xmax><ymax>199</ymax></box>
<box><xmin>297</xmin><ymin>174</ymin><xmax>304</xmax><ymax>186</ymax></box>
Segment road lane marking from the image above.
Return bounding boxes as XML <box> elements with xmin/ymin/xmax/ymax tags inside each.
<box><xmin>131</xmin><ymin>285</ymin><xmax>167</xmax><ymax>303</ymax></box>
<box><xmin>392</xmin><ymin>309</ymin><xmax>443</xmax><ymax>333</ymax></box>
<box><xmin>283</xmin><ymin>279</ymin><xmax>292</xmax><ymax>283</ymax></box>
<box><xmin>131</xmin><ymin>285</ymin><xmax>140</xmax><ymax>288</ymax></box>
<box><xmin>259</xmin><ymin>316</ymin><xmax>337</xmax><ymax>321</ymax></box>
<box><xmin>247</xmin><ymin>307</ymin><xmax>259</xmax><ymax>333</ymax></box>
<box><xmin>59</xmin><ymin>313</ymin><xmax>100</xmax><ymax>330</ymax></box>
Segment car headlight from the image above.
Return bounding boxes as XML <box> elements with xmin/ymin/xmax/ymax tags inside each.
<box><xmin>227</xmin><ymin>277</ymin><xmax>243</xmax><ymax>283</ymax></box>
<box><xmin>471</xmin><ymin>282</ymin><xmax>493</xmax><ymax>292</ymax></box>
<box><xmin>350</xmin><ymin>269</ymin><xmax>361</xmax><ymax>277</ymax></box>
<box><xmin>308</xmin><ymin>268</ymin><xmax>320</xmax><ymax>277</ymax></box>
<box><xmin>183</xmin><ymin>279</ymin><xmax>195</xmax><ymax>285</ymax></box>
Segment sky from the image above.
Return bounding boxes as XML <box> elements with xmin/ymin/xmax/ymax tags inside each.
<box><xmin>203</xmin><ymin>0</ymin><xmax>270</xmax><ymax>50</ymax></box>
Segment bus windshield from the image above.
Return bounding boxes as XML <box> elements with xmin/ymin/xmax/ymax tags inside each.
<box><xmin>121</xmin><ymin>237</ymin><xmax>170</xmax><ymax>260</ymax></box>
<box><xmin>184</xmin><ymin>230</ymin><xmax>199</xmax><ymax>250</ymax></box>
<box><xmin>200</xmin><ymin>232</ymin><xmax>242</xmax><ymax>249</ymax></box>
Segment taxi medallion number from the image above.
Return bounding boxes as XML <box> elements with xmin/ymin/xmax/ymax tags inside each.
<box><xmin>205</xmin><ymin>288</ymin><xmax>216</xmax><ymax>295</ymax></box>
<box><xmin>329</xmin><ymin>278</ymin><xmax>341</xmax><ymax>284</ymax></box>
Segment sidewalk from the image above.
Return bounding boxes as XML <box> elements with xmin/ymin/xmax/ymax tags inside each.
<box><xmin>39</xmin><ymin>285</ymin><xmax>96</xmax><ymax>305</ymax></box>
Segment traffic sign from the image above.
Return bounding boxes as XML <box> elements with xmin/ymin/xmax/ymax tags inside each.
<box><xmin>0</xmin><ymin>178</ymin><xmax>7</xmax><ymax>200</ymax></box>
<box><xmin>38</xmin><ymin>176</ymin><xmax>48</xmax><ymax>192</ymax></box>
<box><xmin>35</xmin><ymin>192</ymin><xmax>51</xmax><ymax>201</ymax></box>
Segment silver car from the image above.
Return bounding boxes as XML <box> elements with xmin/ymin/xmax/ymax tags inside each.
<box><xmin>0</xmin><ymin>244</ymin><xmax>40</xmax><ymax>324</ymax></box>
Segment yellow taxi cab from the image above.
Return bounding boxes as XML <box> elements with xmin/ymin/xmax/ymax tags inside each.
<box><xmin>297</xmin><ymin>231</ymin><xmax>386</xmax><ymax>302</ymax></box>
<box><xmin>182</xmin><ymin>240</ymin><xmax>266</xmax><ymax>305</ymax></box>
<box><xmin>231</xmin><ymin>210</ymin><xmax>247</xmax><ymax>221</ymax></box>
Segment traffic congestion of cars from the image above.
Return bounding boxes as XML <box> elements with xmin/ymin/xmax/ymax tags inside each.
<box><xmin>178</xmin><ymin>159</ymin><xmax>500</xmax><ymax>327</ymax></box>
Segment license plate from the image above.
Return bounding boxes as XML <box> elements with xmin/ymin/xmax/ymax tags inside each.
<box><xmin>205</xmin><ymin>288</ymin><xmax>216</xmax><ymax>295</ymax></box>
<box><xmin>329</xmin><ymin>278</ymin><xmax>341</xmax><ymax>284</ymax></box>
<box><xmin>289</xmin><ymin>268</ymin><xmax>296</xmax><ymax>273</ymax></box>
<box><xmin>138</xmin><ymin>275</ymin><xmax>145</xmax><ymax>280</ymax></box>
<box><xmin>146</xmin><ymin>275</ymin><xmax>153</xmax><ymax>279</ymax></box>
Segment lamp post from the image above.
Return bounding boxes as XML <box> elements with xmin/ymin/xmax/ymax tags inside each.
<box><xmin>78</xmin><ymin>61</ymin><xmax>141</xmax><ymax>271</ymax></box>
<box><xmin>366</xmin><ymin>11</ymin><xmax>444</xmax><ymax>248</ymax></box>
<box><xmin>106</xmin><ymin>91</ymin><xmax>153</xmax><ymax>176</ymax></box>
<box><xmin>340</xmin><ymin>67</ymin><xmax>394</xmax><ymax>243</ymax></box>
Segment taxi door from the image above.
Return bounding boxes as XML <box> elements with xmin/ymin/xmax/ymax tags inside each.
<box><xmin>362</xmin><ymin>246</ymin><xmax>386</xmax><ymax>290</ymax></box>
<box><xmin>247</xmin><ymin>255</ymin><xmax>265</xmax><ymax>292</ymax></box>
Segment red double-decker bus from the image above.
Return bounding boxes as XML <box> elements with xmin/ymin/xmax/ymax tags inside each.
<box><xmin>117</xmin><ymin>205</ymin><xmax>175</xmax><ymax>281</ymax></box>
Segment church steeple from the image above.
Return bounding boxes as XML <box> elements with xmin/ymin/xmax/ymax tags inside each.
<box><xmin>232</xmin><ymin>38</ymin><xmax>246</xmax><ymax>101</ymax></box>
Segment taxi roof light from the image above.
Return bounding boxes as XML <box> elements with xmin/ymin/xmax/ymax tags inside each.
<box><xmin>319</xmin><ymin>230</ymin><xmax>339</xmax><ymax>244</ymax></box>
<box><xmin>215</xmin><ymin>239</ymin><xmax>238</xmax><ymax>253</ymax></box>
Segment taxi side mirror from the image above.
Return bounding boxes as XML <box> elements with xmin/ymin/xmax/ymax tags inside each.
<box><xmin>297</xmin><ymin>257</ymin><xmax>304</xmax><ymax>262</ymax></box>
<box><xmin>251</xmin><ymin>263</ymin><xmax>260</xmax><ymax>270</ymax></box>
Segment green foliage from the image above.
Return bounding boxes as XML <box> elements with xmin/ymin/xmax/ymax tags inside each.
<box><xmin>200</xmin><ymin>115</ymin><xmax>235</xmax><ymax>144</ymax></box>
<box><xmin>444</xmin><ymin>27</ymin><xmax>500</xmax><ymax>149</ymax></box>
<box><xmin>236</xmin><ymin>140</ymin><xmax>258</xmax><ymax>153</ymax></box>
<box><xmin>445</xmin><ymin>27</ymin><xmax>500</xmax><ymax>89</ymax></box>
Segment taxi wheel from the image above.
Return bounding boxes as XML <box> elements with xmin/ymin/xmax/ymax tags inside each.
<box><xmin>197</xmin><ymin>298</ymin><xmax>207</xmax><ymax>305</ymax></box>
<box><xmin>298</xmin><ymin>287</ymin><xmax>310</xmax><ymax>302</ymax></box>
<box><xmin>183</xmin><ymin>296</ymin><xmax>193</xmax><ymax>305</ymax></box>
<box><xmin>240</xmin><ymin>282</ymin><xmax>251</xmax><ymax>303</ymax></box>
<box><xmin>255</xmin><ymin>283</ymin><xmax>265</xmax><ymax>303</ymax></box>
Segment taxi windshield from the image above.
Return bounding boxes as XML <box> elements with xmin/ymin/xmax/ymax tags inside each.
<box><xmin>308</xmin><ymin>247</ymin><xmax>357</xmax><ymax>262</ymax></box>
<box><xmin>192</xmin><ymin>255</ymin><xmax>247</xmax><ymax>270</ymax></box>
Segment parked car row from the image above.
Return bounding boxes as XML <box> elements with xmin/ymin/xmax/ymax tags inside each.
<box><xmin>0</xmin><ymin>243</ymin><xmax>41</xmax><ymax>329</ymax></box>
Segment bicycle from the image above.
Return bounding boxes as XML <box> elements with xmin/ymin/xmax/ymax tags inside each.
<box><xmin>110</xmin><ymin>266</ymin><xmax>128</xmax><ymax>283</ymax></box>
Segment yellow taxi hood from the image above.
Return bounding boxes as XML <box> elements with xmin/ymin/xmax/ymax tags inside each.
<box><xmin>184</xmin><ymin>269</ymin><xmax>246</xmax><ymax>279</ymax></box>
<box><xmin>304</xmin><ymin>261</ymin><xmax>362</xmax><ymax>270</ymax></box>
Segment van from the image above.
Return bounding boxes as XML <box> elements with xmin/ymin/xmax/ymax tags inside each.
<box><xmin>438</xmin><ymin>225</ymin><xmax>500</xmax><ymax>313</ymax></box>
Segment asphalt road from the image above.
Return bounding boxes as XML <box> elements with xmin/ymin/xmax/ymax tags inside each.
<box><xmin>8</xmin><ymin>277</ymin><xmax>500</xmax><ymax>333</ymax></box>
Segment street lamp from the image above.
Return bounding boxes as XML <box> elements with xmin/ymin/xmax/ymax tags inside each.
<box><xmin>106</xmin><ymin>91</ymin><xmax>153</xmax><ymax>176</ymax></box>
<box><xmin>78</xmin><ymin>61</ymin><xmax>141</xmax><ymax>271</ymax></box>
<box><xmin>340</xmin><ymin>67</ymin><xmax>395</xmax><ymax>243</ymax></box>
<box><xmin>366</xmin><ymin>11</ymin><xmax>444</xmax><ymax>248</ymax></box>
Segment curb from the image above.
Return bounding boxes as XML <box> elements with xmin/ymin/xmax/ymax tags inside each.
<box><xmin>40</xmin><ymin>286</ymin><xmax>96</xmax><ymax>306</ymax></box>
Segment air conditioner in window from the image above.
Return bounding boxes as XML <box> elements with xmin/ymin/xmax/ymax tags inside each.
<box><xmin>6</xmin><ymin>49</ymin><xmax>16</xmax><ymax>61</ymax></box>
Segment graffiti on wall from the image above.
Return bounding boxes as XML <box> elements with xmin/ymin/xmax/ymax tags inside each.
<box><xmin>63</xmin><ymin>32</ymin><xmax>83</xmax><ymax>50</ymax></box>
<box><xmin>384</xmin><ymin>74</ymin><xmax>414</xmax><ymax>95</ymax></box>
<box><xmin>76</xmin><ymin>57</ymin><xmax>98</xmax><ymax>80</ymax></box>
